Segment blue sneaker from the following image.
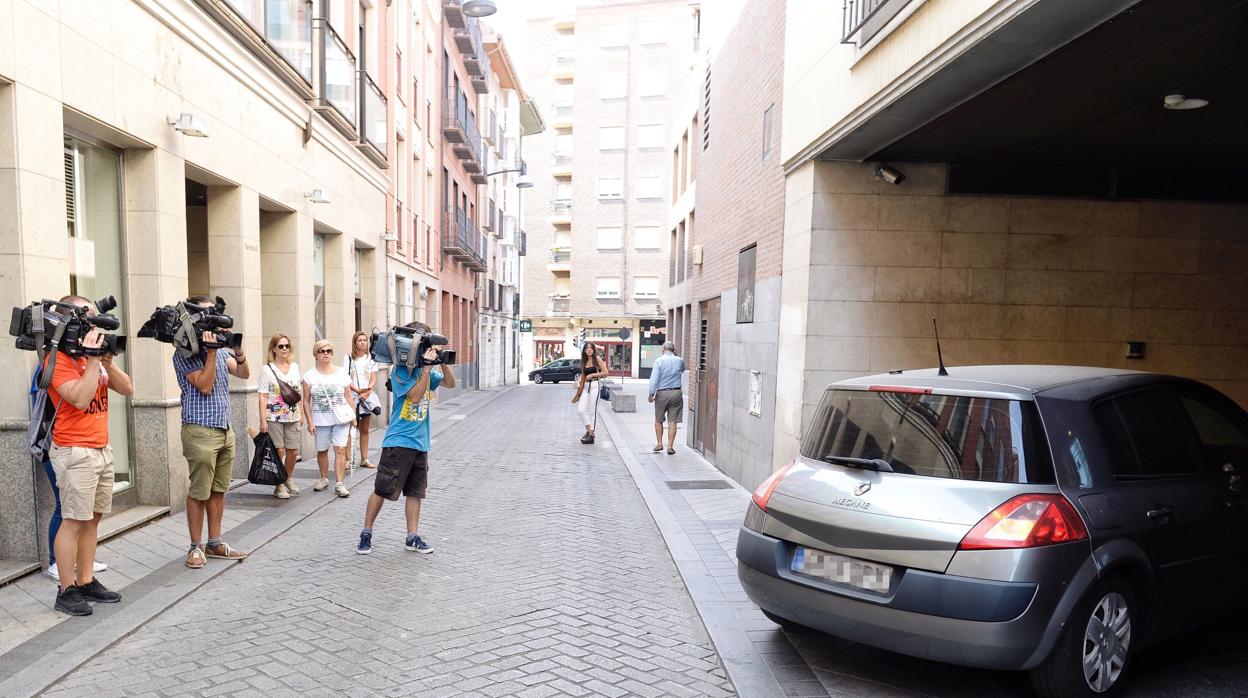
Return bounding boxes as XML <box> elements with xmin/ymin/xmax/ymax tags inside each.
<box><xmin>404</xmin><ymin>535</ymin><xmax>432</xmax><ymax>554</ymax></box>
<box><xmin>356</xmin><ymin>530</ymin><xmax>372</xmax><ymax>555</ymax></box>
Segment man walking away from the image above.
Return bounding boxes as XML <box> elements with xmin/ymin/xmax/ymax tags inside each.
<box><xmin>47</xmin><ymin>296</ymin><xmax>133</xmax><ymax>615</ymax></box>
<box><xmin>175</xmin><ymin>295</ymin><xmax>251</xmax><ymax>569</ymax></box>
<box><xmin>357</xmin><ymin>322</ymin><xmax>456</xmax><ymax>555</ymax></box>
<box><xmin>648</xmin><ymin>341</ymin><xmax>686</xmax><ymax>455</ymax></box>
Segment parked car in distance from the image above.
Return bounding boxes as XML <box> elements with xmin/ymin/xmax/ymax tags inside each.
<box><xmin>738</xmin><ymin>365</ymin><xmax>1248</xmax><ymax>698</ymax></box>
<box><xmin>529</xmin><ymin>358</ymin><xmax>580</xmax><ymax>384</ymax></box>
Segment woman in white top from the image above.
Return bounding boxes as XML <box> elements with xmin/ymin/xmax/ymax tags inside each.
<box><xmin>301</xmin><ymin>339</ymin><xmax>356</xmax><ymax>498</ymax></box>
<box><xmin>257</xmin><ymin>334</ymin><xmax>303</xmax><ymax>499</ymax></box>
<box><xmin>345</xmin><ymin>331</ymin><xmax>381</xmax><ymax>468</ymax></box>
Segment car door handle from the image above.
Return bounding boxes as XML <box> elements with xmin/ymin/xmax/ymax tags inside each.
<box><xmin>1146</xmin><ymin>507</ymin><xmax>1173</xmax><ymax>523</ymax></box>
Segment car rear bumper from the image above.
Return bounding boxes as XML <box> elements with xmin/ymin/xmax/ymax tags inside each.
<box><xmin>737</xmin><ymin>526</ymin><xmax>1063</xmax><ymax>670</ymax></box>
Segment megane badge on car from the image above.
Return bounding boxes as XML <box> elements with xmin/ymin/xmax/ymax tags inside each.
<box><xmin>854</xmin><ymin>481</ymin><xmax>871</xmax><ymax>496</ymax></box>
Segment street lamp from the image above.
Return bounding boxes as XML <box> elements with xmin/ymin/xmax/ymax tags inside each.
<box><xmin>463</xmin><ymin>0</ymin><xmax>498</xmax><ymax>18</ymax></box>
<box><xmin>483</xmin><ymin>166</ymin><xmax>532</xmax><ymax>188</ymax></box>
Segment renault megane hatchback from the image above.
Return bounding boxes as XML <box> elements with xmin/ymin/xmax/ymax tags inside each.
<box><xmin>738</xmin><ymin>366</ymin><xmax>1248</xmax><ymax>697</ymax></box>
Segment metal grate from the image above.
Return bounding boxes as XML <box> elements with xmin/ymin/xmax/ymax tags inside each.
<box><xmin>665</xmin><ymin>480</ymin><xmax>733</xmax><ymax>490</ymax></box>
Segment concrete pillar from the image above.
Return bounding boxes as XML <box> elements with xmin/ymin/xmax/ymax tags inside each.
<box><xmin>259</xmin><ymin>210</ymin><xmax>316</xmax><ymax>459</ymax></box>
<box><xmin>123</xmin><ymin>147</ymin><xmax>190</xmax><ymax>511</ymax></box>
<box><xmin>0</xmin><ymin>82</ymin><xmax>68</xmax><ymax>562</ymax></box>
<box><xmin>206</xmin><ymin>185</ymin><xmax>263</xmax><ymax>477</ymax></box>
<box><xmin>772</xmin><ymin>163</ymin><xmax>816</xmax><ymax>470</ymax></box>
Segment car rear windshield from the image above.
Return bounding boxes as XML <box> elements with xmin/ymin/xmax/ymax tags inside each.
<box><xmin>801</xmin><ymin>389</ymin><xmax>1055</xmax><ymax>484</ymax></box>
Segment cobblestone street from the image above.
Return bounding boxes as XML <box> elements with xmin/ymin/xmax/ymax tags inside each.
<box><xmin>39</xmin><ymin>386</ymin><xmax>734</xmax><ymax>698</ymax></box>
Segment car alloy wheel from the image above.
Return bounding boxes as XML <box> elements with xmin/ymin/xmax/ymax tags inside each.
<box><xmin>1082</xmin><ymin>591</ymin><xmax>1131</xmax><ymax>693</ymax></box>
<box><xmin>533</xmin><ymin>374</ymin><xmax>544</xmax><ymax>384</ymax></box>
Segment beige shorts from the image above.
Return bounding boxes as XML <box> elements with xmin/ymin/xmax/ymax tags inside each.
<box><xmin>654</xmin><ymin>389</ymin><xmax>684</xmax><ymax>424</ymax></box>
<box><xmin>49</xmin><ymin>445</ymin><xmax>114</xmax><ymax>521</ymax></box>
<box><xmin>182</xmin><ymin>424</ymin><xmax>235</xmax><ymax>501</ymax></box>
<box><xmin>266</xmin><ymin>420</ymin><xmax>301</xmax><ymax>451</ymax></box>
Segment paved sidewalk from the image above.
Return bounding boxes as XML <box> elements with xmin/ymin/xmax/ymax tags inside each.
<box><xmin>27</xmin><ymin>384</ymin><xmax>736</xmax><ymax>698</ymax></box>
<box><xmin>0</xmin><ymin>386</ymin><xmax>507</xmax><ymax>698</ymax></box>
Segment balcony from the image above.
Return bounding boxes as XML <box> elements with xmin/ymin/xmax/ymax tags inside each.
<box><xmin>549</xmin><ymin>295</ymin><xmax>571</xmax><ymax>315</ymax></box>
<box><xmin>356</xmin><ymin>71</ymin><xmax>387</xmax><ymax>165</ymax></box>
<box><xmin>551</xmin><ymin>153</ymin><xmax>573</xmax><ymax>178</ymax></box>
<box><xmin>315</xmin><ymin>19</ymin><xmax>357</xmax><ymax>135</ymax></box>
<box><xmin>548</xmin><ymin>247</ymin><xmax>571</xmax><ymax>272</ymax></box>
<box><xmin>198</xmin><ymin>0</ymin><xmax>314</xmax><ymax>94</ymax></box>
<box><xmin>553</xmin><ymin>51</ymin><xmax>575</xmax><ymax>80</ymax></box>
<box><xmin>841</xmin><ymin>0</ymin><xmax>912</xmax><ymax>46</ymax></box>
<box><xmin>550</xmin><ymin>198</ymin><xmax>572</xmax><ymax>224</ymax></box>
<box><xmin>442</xmin><ymin>86</ymin><xmax>483</xmax><ymax>171</ymax></box>
<box><xmin>443</xmin><ymin>0</ymin><xmax>465</xmax><ymax>29</ymax></box>
<box><xmin>550</xmin><ymin>102</ymin><xmax>573</xmax><ymax>129</ymax></box>
<box><xmin>441</xmin><ymin>206</ymin><xmax>487</xmax><ymax>271</ymax></box>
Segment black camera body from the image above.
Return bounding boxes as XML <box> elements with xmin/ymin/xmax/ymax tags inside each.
<box><xmin>137</xmin><ymin>296</ymin><xmax>242</xmax><ymax>357</ymax></box>
<box><xmin>370</xmin><ymin>325</ymin><xmax>456</xmax><ymax>370</ymax></box>
<box><xmin>9</xmin><ymin>296</ymin><xmax>127</xmax><ymax>358</ymax></box>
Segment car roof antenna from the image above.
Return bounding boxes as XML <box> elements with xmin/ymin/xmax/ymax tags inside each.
<box><xmin>933</xmin><ymin>318</ymin><xmax>949</xmax><ymax>376</ymax></box>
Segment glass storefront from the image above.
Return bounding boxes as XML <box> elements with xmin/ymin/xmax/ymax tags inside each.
<box><xmin>64</xmin><ymin>136</ymin><xmax>134</xmax><ymax>494</ymax></box>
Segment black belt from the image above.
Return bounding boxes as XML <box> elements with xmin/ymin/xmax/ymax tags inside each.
<box><xmin>656</xmin><ymin>388</ymin><xmax>681</xmax><ymax>392</ymax></box>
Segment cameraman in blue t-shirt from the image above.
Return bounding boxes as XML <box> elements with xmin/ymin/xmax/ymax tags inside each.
<box><xmin>357</xmin><ymin>323</ymin><xmax>455</xmax><ymax>555</ymax></box>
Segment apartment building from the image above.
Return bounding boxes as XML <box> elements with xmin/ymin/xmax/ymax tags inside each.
<box><xmin>520</xmin><ymin>0</ymin><xmax>700</xmax><ymax>378</ymax></box>
<box><xmin>774</xmin><ymin>0</ymin><xmax>1248</xmax><ymax>469</ymax></box>
<box><xmin>0</xmin><ymin>0</ymin><xmax>390</xmax><ymax>575</ymax></box>
<box><xmin>665</xmin><ymin>0</ymin><xmax>785</xmax><ymax>490</ymax></box>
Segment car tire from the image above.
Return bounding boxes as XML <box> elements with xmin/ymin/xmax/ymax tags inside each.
<box><xmin>1030</xmin><ymin>576</ymin><xmax>1136</xmax><ymax>698</ymax></box>
<box><xmin>533</xmin><ymin>374</ymin><xmax>544</xmax><ymax>384</ymax></box>
<box><xmin>761</xmin><ymin>609</ymin><xmax>813</xmax><ymax>634</ymax></box>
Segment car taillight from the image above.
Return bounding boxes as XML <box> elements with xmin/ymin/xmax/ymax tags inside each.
<box><xmin>959</xmin><ymin>494</ymin><xmax>1089</xmax><ymax>550</ymax></box>
<box><xmin>752</xmin><ymin>462</ymin><xmax>796</xmax><ymax>513</ymax></box>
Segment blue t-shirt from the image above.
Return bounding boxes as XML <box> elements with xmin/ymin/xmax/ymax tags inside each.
<box><xmin>382</xmin><ymin>365</ymin><xmax>443</xmax><ymax>451</ymax></box>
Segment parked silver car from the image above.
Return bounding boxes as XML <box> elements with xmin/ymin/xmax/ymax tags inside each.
<box><xmin>738</xmin><ymin>365</ymin><xmax>1248</xmax><ymax>697</ymax></box>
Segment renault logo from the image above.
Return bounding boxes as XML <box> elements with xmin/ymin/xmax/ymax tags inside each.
<box><xmin>854</xmin><ymin>481</ymin><xmax>871</xmax><ymax>497</ymax></box>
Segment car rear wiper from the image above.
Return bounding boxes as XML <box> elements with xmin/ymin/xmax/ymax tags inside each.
<box><xmin>823</xmin><ymin>456</ymin><xmax>894</xmax><ymax>473</ymax></box>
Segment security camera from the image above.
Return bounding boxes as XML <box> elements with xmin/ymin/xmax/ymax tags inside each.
<box><xmin>875</xmin><ymin>165</ymin><xmax>905</xmax><ymax>186</ymax></box>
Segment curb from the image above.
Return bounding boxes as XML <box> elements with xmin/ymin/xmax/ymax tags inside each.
<box><xmin>0</xmin><ymin>385</ymin><xmax>516</xmax><ymax>698</ymax></box>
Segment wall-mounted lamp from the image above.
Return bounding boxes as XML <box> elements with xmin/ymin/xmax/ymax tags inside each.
<box><xmin>874</xmin><ymin>164</ymin><xmax>905</xmax><ymax>185</ymax></box>
<box><xmin>516</xmin><ymin>174</ymin><xmax>534</xmax><ymax>189</ymax></box>
<box><xmin>169</xmin><ymin>113</ymin><xmax>209</xmax><ymax>138</ymax></box>
<box><xmin>1125</xmin><ymin>341</ymin><xmax>1146</xmax><ymax>359</ymax></box>
<box><xmin>305</xmin><ymin>189</ymin><xmax>330</xmax><ymax>204</ymax></box>
<box><xmin>463</xmin><ymin>0</ymin><xmax>498</xmax><ymax>18</ymax></box>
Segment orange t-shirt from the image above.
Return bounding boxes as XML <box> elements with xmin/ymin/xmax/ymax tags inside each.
<box><xmin>47</xmin><ymin>354</ymin><xmax>110</xmax><ymax>448</ymax></box>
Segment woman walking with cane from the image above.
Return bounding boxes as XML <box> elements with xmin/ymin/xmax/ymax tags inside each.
<box><xmin>572</xmin><ymin>342</ymin><xmax>609</xmax><ymax>444</ymax></box>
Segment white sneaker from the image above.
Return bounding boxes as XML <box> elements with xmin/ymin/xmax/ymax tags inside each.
<box><xmin>334</xmin><ymin>482</ymin><xmax>350</xmax><ymax>498</ymax></box>
<box><xmin>314</xmin><ymin>478</ymin><xmax>329</xmax><ymax>491</ymax></box>
<box><xmin>285</xmin><ymin>479</ymin><xmax>301</xmax><ymax>495</ymax></box>
<box><xmin>44</xmin><ymin>560</ymin><xmax>107</xmax><ymax>581</ymax></box>
<box><xmin>274</xmin><ymin>483</ymin><xmax>290</xmax><ymax>499</ymax></box>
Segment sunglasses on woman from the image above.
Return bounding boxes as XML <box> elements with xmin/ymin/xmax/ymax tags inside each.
<box><xmin>276</xmin><ymin>344</ymin><xmax>290</xmax><ymax>349</ymax></box>
<box><xmin>317</xmin><ymin>348</ymin><xmax>333</xmax><ymax>355</ymax></box>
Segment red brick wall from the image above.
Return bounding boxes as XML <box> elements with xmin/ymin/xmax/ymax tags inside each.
<box><xmin>690</xmin><ymin>0</ymin><xmax>786</xmax><ymax>300</ymax></box>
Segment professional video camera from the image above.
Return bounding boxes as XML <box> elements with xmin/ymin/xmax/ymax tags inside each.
<box><xmin>9</xmin><ymin>295</ymin><xmax>127</xmax><ymax>359</ymax></box>
<box><xmin>370</xmin><ymin>324</ymin><xmax>456</xmax><ymax>371</ymax></box>
<box><xmin>136</xmin><ymin>296</ymin><xmax>242</xmax><ymax>358</ymax></box>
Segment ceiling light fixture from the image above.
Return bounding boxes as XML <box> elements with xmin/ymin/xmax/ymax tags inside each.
<box><xmin>462</xmin><ymin>0</ymin><xmax>498</xmax><ymax>18</ymax></box>
<box><xmin>1163</xmin><ymin>94</ymin><xmax>1209</xmax><ymax>110</ymax></box>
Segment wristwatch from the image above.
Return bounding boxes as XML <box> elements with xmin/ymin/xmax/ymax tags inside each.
<box><xmin>235</xmin><ymin>352</ymin><xmax>247</xmax><ymax>365</ymax></box>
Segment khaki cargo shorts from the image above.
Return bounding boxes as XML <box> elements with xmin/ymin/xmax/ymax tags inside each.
<box><xmin>49</xmin><ymin>444</ymin><xmax>114</xmax><ymax>521</ymax></box>
<box><xmin>266</xmin><ymin>420</ymin><xmax>301</xmax><ymax>451</ymax></box>
<box><xmin>182</xmin><ymin>424</ymin><xmax>234</xmax><ymax>501</ymax></box>
<box><xmin>654</xmin><ymin>389</ymin><xmax>684</xmax><ymax>424</ymax></box>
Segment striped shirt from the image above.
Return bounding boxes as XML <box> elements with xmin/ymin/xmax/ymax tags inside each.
<box><xmin>174</xmin><ymin>350</ymin><xmax>231</xmax><ymax>429</ymax></box>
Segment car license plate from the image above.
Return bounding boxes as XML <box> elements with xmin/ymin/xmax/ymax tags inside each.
<box><xmin>790</xmin><ymin>546</ymin><xmax>892</xmax><ymax>594</ymax></box>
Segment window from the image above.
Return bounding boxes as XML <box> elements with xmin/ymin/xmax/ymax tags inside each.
<box><xmin>636</xmin><ymin>176</ymin><xmax>661</xmax><ymax>199</ymax></box>
<box><xmin>554</xmin><ymin>181</ymin><xmax>573</xmax><ymax>201</ymax></box>
<box><xmin>738</xmin><ymin>244</ymin><xmax>757</xmax><ymax>323</ymax></box>
<box><xmin>598</xmin><ymin>177</ymin><xmax>623</xmax><ymax>199</ymax></box>
<box><xmin>598</xmin><ymin>126</ymin><xmax>625</xmax><ymax>150</ymax></box>
<box><xmin>596</xmin><ymin>227</ymin><xmax>622</xmax><ymax>250</ymax></box>
<box><xmin>634</xmin><ymin>276</ymin><xmax>659</xmax><ymax>298</ymax></box>
<box><xmin>638</xmin><ymin>69</ymin><xmax>665</xmax><ymax>97</ymax></box>
<box><xmin>762</xmin><ymin>103</ymin><xmax>775</xmax><ymax>159</ymax></box>
<box><xmin>637</xmin><ymin>124</ymin><xmax>664</xmax><ymax>149</ymax></box>
<box><xmin>1094</xmin><ymin>388</ymin><xmax>1202</xmax><ymax>478</ymax></box>
<box><xmin>595</xmin><ymin>277</ymin><xmax>621</xmax><ymax>298</ymax></box>
<box><xmin>639</xmin><ymin>20</ymin><xmax>667</xmax><ymax>45</ymax></box>
<box><xmin>598</xmin><ymin>73</ymin><xmax>627</xmax><ymax>99</ymax></box>
<box><xmin>554</xmin><ymin>133</ymin><xmax>574</xmax><ymax>157</ymax></box>
<box><xmin>554</xmin><ymin>83</ymin><xmax>575</xmax><ymax>107</ymax></box>
<box><xmin>634</xmin><ymin>226</ymin><xmax>661</xmax><ymax>250</ymax></box>
<box><xmin>1176</xmin><ymin>385</ymin><xmax>1248</xmax><ymax>470</ymax></box>
<box><xmin>600</xmin><ymin>24</ymin><xmax>628</xmax><ymax>47</ymax></box>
